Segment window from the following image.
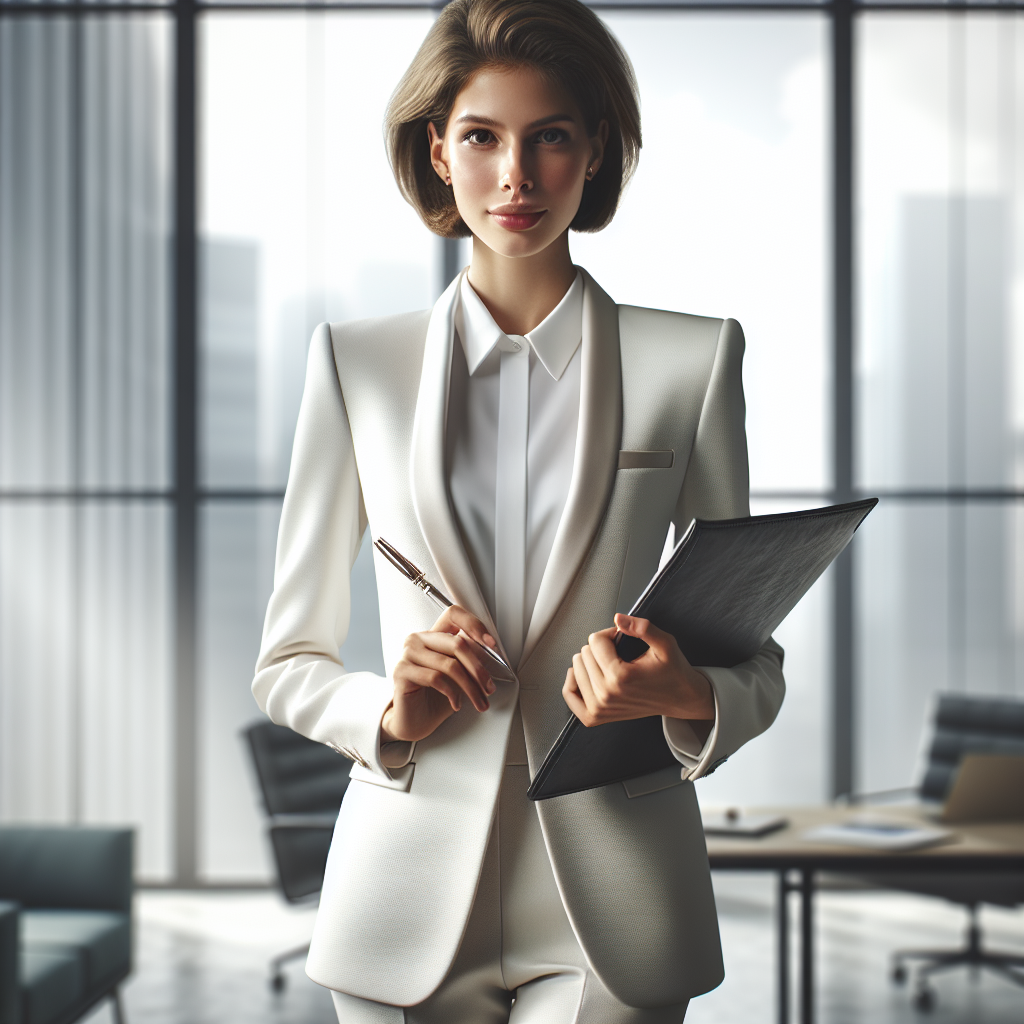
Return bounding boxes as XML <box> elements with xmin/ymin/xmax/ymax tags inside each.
<box><xmin>2</xmin><ymin>0</ymin><xmax>1021</xmax><ymax>885</ymax></box>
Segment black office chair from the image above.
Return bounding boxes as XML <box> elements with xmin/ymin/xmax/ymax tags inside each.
<box><xmin>846</xmin><ymin>692</ymin><xmax>1024</xmax><ymax>1012</ymax></box>
<box><xmin>243</xmin><ymin>719</ymin><xmax>352</xmax><ymax>991</ymax></box>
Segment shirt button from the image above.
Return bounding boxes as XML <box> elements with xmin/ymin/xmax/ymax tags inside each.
<box><xmin>512</xmin><ymin>341</ymin><xmax>521</xmax><ymax>351</ymax></box>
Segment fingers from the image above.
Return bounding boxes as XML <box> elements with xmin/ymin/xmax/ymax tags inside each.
<box><xmin>397</xmin><ymin>663</ymin><xmax>465</xmax><ymax>712</ymax></box>
<box><xmin>587</xmin><ymin>626</ymin><xmax>624</xmax><ymax>677</ymax></box>
<box><xmin>581</xmin><ymin>642</ymin><xmax>630</xmax><ymax>714</ymax></box>
<box><xmin>444</xmin><ymin>630</ymin><xmax>496</xmax><ymax>697</ymax></box>
<box><xmin>570</xmin><ymin>651</ymin><xmax>602</xmax><ymax>720</ymax></box>
<box><xmin>399</xmin><ymin>632</ymin><xmax>492</xmax><ymax>712</ymax></box>
<box><xmin>433</xmin><ymin>605</ymin><xmax>502</xmax><ymax>689</ymax></box>
<box><xmin>563</xmin><ymin>665</ymin><xmax>580</xmax><ymax>695</ymax></box>
<box><xmin>425</xmin><ymin>642</ymin><xmax>491</xmax><ymax>712</ymax></box>
<box><xmin>562</xmin><ymin>667</ymin><xmax>590</xmax><ymax>721</ymax></box>
<box><xmin>613</xmin><ymin>614</ymin><xmax>675</xmax><ymax>659</ymax></box>
<box><xmin>580</xmin><ymin>644</ymin><xmax>608</xmax><ymax>697</ymax></box>
<box><xmin>565</xmin><ymin>653</ymin><xmax>615</xmax><ymax>727</ymax></box>
<box><xmin>435</xmin><ymin>605</ymin><xmax>498</xmax><ymax>652</ymax></box>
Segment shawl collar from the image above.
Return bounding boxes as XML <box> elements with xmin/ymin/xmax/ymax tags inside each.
<box><xmin>409</xmin><ymin>272</ymin><xmax>500</xmax><ymax>641</ymax></box>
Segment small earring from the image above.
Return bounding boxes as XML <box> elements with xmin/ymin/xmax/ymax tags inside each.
<box><xmin>445</xmin><ymin>174</ymin><xmax>451</xmax><ymax>186</ymax></box>
<box><xmin>586</xmin><ymin>166</ymin><xmax>594</xmax><ymax>180</ymax></box>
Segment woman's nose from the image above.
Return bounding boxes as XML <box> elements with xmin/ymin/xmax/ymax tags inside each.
<box><xmin>499</xmin><ymin>153</ymin><xmax>533</xmax><ymax>195</ymax></box>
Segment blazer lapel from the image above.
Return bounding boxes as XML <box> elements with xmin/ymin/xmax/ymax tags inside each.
<box><xmin>410</xmin><ymin>273</ymin><xmax>500</xmax><ymax>639</ymax></box>
<box><xmin>520</xmin><ymin>269</ymin><xmax>623</xmax><ymax>665</ymax></box>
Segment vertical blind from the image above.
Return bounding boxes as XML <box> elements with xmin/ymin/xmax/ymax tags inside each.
<box><xmin>0</xmin><ymin>15</ymin><xmax>174</xmax><ymax>880</ymax></box>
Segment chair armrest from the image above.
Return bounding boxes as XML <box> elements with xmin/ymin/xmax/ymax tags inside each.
<box><xmin>0</xmin><ymin>901</ymin><xmax>19</xmax><ymax>1024</ymax></box>
<box><xmin>267</xmin><ymin>814</ymin><xmax>338</xmax><ymax>830</ymax></box>
<box><xmin>0</xmin><ymin>827</ymin><xmax>133</xmax><ymax>913</ymax></box>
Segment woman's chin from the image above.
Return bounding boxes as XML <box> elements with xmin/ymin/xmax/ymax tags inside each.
<box><xmin>471</xmin><ymin>226</ymin><xmax>567</xmax><ymax>262</ymax></box>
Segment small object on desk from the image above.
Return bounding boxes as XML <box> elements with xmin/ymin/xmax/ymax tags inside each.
<box><xmin>703</xmin><ymin>808</ymin><xmax>788</xmax><ymax>837</ymax></box>
<box><xmin>373</xmin><ymin>537</ymin><xmax>517</xmax><ymax>683</ymax></box>
<box><xmin>804</xmin><ymin>819</ymin><xmax>952</xmax><ymax>851</ymax></box>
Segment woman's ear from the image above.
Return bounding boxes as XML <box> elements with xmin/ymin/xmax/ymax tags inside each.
<box><xmin>427</xmin><ymin>122</ymin><xmax>451</xmax><ymax>185</ymax></box>
<box><xmin>588</xmin><ymin>119</ymin><xmax>610</xmax><ymax>178</ymax></box>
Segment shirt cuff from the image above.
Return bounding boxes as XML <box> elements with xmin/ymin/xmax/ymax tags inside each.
<box><xmin>377</xmin><ymin>700</ymin><xmax>416</xmax><ymax>772</ymax></box>
<box><xmin>380</xmin><ymin>740</ymin><xmax>416</xmax><ymax>770</ymax></box>
<box><xmin>662</xmin><ymin>678</ymin><xmax>720</xmax><ymax>773</ymax></box>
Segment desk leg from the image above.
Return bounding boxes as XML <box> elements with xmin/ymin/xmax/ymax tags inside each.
<box><xmin>800</xmin><ymin>869</ymin><xmax>815</xmax><ymax>1024</ymax></box>
<box><xmin>778</xmin><ymin>871</ymin><xmax>790</xmax><ymax>1024</ymax></box>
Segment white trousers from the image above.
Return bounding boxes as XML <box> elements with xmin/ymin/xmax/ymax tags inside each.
<box><xmin>330</xmin><ymin>764</ymin><xmax>689</xmax><ymax>1024</ymax></box>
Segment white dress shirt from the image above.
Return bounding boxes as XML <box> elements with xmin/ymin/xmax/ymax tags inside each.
<box><xmin>448</xmin><ymin>270</ymin><xmax>584</xmax><ymax>663</ymax></box>
<box><xmin>445</xmin><ymin>269</ymin><xmax>714</xmax><ymax>769</ymax></box>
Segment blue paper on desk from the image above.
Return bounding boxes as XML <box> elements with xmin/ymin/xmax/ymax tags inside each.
<box><xmin>804</xmin><ymin>820</ymin><xmax>951</xmax><ymax>851</ymax></box>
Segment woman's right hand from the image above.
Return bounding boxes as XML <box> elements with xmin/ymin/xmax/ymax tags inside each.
<box><xmin>381</xmin><ymin>605</ymin><xmax>498</xmax><ymax>743</ymax></box>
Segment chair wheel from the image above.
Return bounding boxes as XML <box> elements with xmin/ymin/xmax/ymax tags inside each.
<box><xmin>891</xmin><ymin>963</ymin><xmax>907</xmax><ymax>985</ymax></box>
<box><xmin>913</xmin><ymin>986</ymin><xmax>935</xmax><ymax>1013</ymax></box>
<box><xmin>271</xmin><ymin>972</ymin><xmax>287</xmax><ymax>993</ymax></box>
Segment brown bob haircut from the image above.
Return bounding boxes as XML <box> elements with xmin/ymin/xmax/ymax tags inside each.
<box><xmin>385</xmin><ymin>0</ymin><xmax>641</xmax><ymax>238</ymax></box>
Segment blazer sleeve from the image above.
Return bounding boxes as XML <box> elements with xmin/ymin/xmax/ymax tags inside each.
<box><xmin>662</xmin><ymin>317</ymin><xmax>786</xmax><ymax>780</ymax></box>
<box><xmin>252</xmin><ymin>322</ymin><xmax>399</xmax><ymax>779</ymax></box>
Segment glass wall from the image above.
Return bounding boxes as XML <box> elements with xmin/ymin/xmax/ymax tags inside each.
<box><xmin>0</xmin><ymin>14</ymin><xmax>174</xmax><ymax>880</ymax></box>
<box><xmin>3</xmin><ymin>1</ymin><xmax>1022</xmax><ymax>884</ymax></box>
<box><xmin>574</xmin><ymin>12</ymin><xmax>830</xmax><ymax>496</ymax></box>
<box><xmin>574</xmin><ymin>11</ymin><xmax>831</xmax><ymax>807</ymax></box>
<box><xmin>855</xmin><ymin>13</ymin><xmax>1024</xmax><ymax>792</ymax></box>
<box><xmin>198</xmin><ymin>9</ymin><xmax>438</xmax><ymax>492</ymax></box>
<box><xmin>196</xmin><ymin>10</ymin><xmax>437</xmax><ymax>881</ymax></box>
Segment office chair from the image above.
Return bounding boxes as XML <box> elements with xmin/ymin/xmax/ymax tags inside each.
<box><xmin>243</xmin><ymin>719</ymin><xmax>352</xmax><ymax>991</ymax></box>
<box><xmin>847</xmin><ymin>692</ymin><xmax>1024</xmax><ymax>1012</ymax></box>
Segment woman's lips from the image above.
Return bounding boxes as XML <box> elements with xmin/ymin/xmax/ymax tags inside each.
<box><xmin>490</xmin><ymin>210</ymin><xmax>546</xmax><ymax>231</ymax></box>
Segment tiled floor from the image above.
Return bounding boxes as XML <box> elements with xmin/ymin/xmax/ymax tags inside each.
<box><xmin>82</xmin><ymin>876</ymin><xmax>1023</xmax><ymax>1024</ymax></box>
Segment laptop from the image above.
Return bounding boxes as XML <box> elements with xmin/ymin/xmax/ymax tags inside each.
<box><xmin>940</xmin><ymin>754</ymin><xmax>1024</xmax><ymax>824</ymax></box>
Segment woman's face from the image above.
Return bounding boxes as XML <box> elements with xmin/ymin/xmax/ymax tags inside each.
<box><xmin>429</xmin><ymin>66</ymin><xmax>607</xmax><ymax>260</ymax></box>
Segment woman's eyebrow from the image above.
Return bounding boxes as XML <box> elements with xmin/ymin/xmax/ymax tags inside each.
<box><xmin>527</xmin><ymin>113</ymin><xmax>576</xmax><ymax>128</ymax></box>
<box><xmin>454</xmin><ymin>114</ymin><xmax>501</xmax><ymax>126</ymax></box>
<box><xmin>452</xmin><ymin>113</ymin><xmax>577</xmax><ymax>128</ymax></box>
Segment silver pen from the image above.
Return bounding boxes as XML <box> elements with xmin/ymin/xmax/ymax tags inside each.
<box><xmin>373</xmin><ymin>537</ymin><xmax>515</xmax><ymax>677</ymax></box>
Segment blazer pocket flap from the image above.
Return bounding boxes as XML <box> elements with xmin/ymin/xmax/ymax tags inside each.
<box><xmin>349</xmin><ymin>762</ymin><xmax>415</xmax><ymax>793</ymax></box>
<box><xmin>622</xmin><ymin>764</ymin><xmax>685</xmax><ymax>798</ymax></box>
<box><xmin>618</xmin><ymin>449</ymin><xmax>674</xmax><ymax>470</ymax></box>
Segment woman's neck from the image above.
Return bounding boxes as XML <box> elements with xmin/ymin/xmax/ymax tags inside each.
<box><xmin>466</xmin><ymin>232</ymin><xmax>577</xmax><ymax>337</ymax></box>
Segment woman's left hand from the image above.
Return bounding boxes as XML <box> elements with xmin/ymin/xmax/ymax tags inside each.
<box><xmin>562</xmin><ymin>613</ymin><xmax>715</xmax><ymax>726</ymax></box>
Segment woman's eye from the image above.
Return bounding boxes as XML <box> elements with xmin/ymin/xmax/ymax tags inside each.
<box><xmin>537</xmin><ymin>128</ymin><xmax>567</xmax><ymax>144</ymax></box>
<box><xmin>464</xmin><ymin>129</ymin><xmax>494</xmax><ymax>145</ymax></box>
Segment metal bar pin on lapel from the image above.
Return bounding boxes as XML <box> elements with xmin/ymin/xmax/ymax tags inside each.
<box><xmin>373</xmin><ymin>537</ymin><xmax>515</xmax><ymax>676</ymax></box>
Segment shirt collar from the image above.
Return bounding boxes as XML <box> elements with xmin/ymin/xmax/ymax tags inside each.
<box><xmin>456</xmin><ymin>270</ymin><xmax>583</xmax><ymax>381</ymax></box>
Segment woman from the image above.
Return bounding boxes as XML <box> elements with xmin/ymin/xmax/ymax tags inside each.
<box><xmin>253</xmin><ymin>2</ymin><xmax>785</xmax><ymax>1021</ymax></box>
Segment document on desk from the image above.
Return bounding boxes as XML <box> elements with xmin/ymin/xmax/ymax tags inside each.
<box><xmin>804</xmin><ymin>820</ymin><xmax>952</xmax><ymax>851</ymax></box>
<box><xmin>528</xmin><ymin>498</ymin><xmax>879</xmax><ymax>801</ymax></box>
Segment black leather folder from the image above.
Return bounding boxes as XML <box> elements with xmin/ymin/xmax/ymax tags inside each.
<box><xmin>527</xmin><ymin>498</ymin><xmax>878</xmax><ymax>800</ymax></box>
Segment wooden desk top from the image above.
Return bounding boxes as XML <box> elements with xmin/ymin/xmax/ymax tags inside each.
<box><xmin>704</xmin><ymin>804</ymin><xmax>1024</xmax><ymax>873</ymax></box>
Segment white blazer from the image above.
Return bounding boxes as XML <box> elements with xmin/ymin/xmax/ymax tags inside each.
<box><xmin>253</xmin><ymin>269</ymin><xmax>785</xmax><ymax>1009</ymax></box>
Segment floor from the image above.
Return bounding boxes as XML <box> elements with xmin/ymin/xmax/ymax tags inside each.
<box><xmin>82</xmin><ymin>875</ymin><xmax>1023</xmax><ymax>1024</ymax></box>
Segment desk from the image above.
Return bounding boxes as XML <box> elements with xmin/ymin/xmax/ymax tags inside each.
<box><xmin>704</xmin><ymin>805</ymin><xmax>1024</xmax><ymax>1024</ymax></box>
